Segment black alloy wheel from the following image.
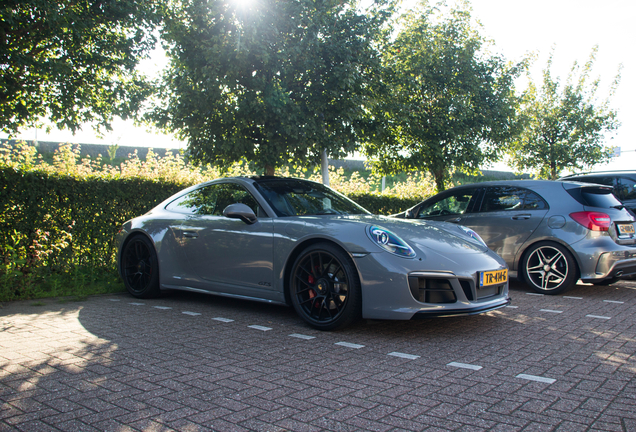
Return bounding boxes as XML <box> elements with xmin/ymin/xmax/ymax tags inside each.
<box><xmin>521</xmin><ymin>241</ymin><xmax>578</xmax><ymax>295</ymax></box>
<box><xmin>290</xmin><ymin>243</ymin><xmax>361</xmax><ymax>330</ymax></box>
<box><xmin>121</xmin><ymin>235</ymin><xmax>160</xmax><ymax>298</ymax></box>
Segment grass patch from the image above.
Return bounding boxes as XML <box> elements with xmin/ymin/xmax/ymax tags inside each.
<box><xmin>0</xmin><ymin>267</ymin><xmax>125</xmax><ymax>302</ymax></box>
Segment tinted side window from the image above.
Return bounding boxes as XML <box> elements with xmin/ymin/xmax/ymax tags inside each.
<box><xmin>521</xmin><ymin>191</ymin><xmax>548</xmax><ymax>210</ymax></box>
<box><xmin>479</xmin><ymin>187</ymin><xmax>547</xmax><ymax>212</ymax></box>
<box><xmin>480</xmin><ymin>187</ymin><xmax>524</xmax><ymax>212</ymax></box>
<box><xmin>617</xmin><ymin>177</ymin><xmax>636</xmax><ymax>201</ymax></box>
<box><xmin>166</xmin><ymin>183</ymin><xmax>259</xmax><ymax>216</ymax></box>
<box><xmin>416</xmin><ymin>189</ymin><xmax>478</xmax><ymax>218</ymax></box>
<box><xmin>586</xmin><ymin>176</ymin><xmax>615</xmax><ymax>187</ymax></box>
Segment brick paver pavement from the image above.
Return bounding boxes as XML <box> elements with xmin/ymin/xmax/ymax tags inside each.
<box><xmin>1</xmin><ymin>280</ymin><xmax>635</xmax><ymax>431</ymax></box>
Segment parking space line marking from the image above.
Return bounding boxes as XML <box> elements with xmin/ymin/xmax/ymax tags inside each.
<box><xmin>335</xmin><ymin>342</ymin><xmax>365</xmax><ymax>349</ymax></box>
<box><xmin>248</xmin><ymin>325</ymin><xmax>272</xmax><ymax>331</ymax></box>
<box><xmin>182</xmin><ymin>311</ymin><xmax>201</xmax><ymax>316</ymax></box>
<box><xmin>212</xmin><ymin>317</ymin><xmax>234</xmax><ymax>323</ymax></box>
<box><xmin>108</xmin><ymin>299</ymin><xmax>121</xmax><ymax>302</ymax></box>
<box><xmin>586</xmin><ymin>315</ymin><xmax>611</xmax><ymax>320</ymax></box>
<box><xmin>526</xmin><ymin>293</ymin><xmax>544</xmax><ymax>296</ymax></box>
<box><xmin>506</xmin><ymin>305</ymin><xmax>519</xmax><ymax>309</ymax></box>
<box><xmin>540</xmin><ymin>309</ymin><xmax>563</xmax><ymax>314</ymax></box>
<box><xmin>153</xmin><ymin>306</ymin><xmax>172</xmax><ymax>310</ymax></box>
<box><xmin>129</xmin><ymin>303</ymin><xmax>145</xmax><ymax>306</ymax></box>
<box><xmin>388</xmin><ymin>352</ymin><xmax>420</xmax><ymax>360</ymax></box>
<box><xmin>448</xmin><ymin>362</ymin><xmax>483</xmax><ymax>371</ymax></box>
<box><xmin>603</xmin><ymin>300</ymin><xmax>624</xmax><ymax>304</ymax></box>
<box><xmin>563</xmin><ymin>296</ymin><xmax>583</xmax><ymax>299</ymax></box>
<box><xmin>289</xmin><ymin>334</ymin><xmax>316</xmax><ymax>340</ymax></box>
<box><xmin>516</xmin><ymin>374</ymin><xmax>556</xmax><ymax>384</ymax></box>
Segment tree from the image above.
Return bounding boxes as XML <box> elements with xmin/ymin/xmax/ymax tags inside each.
<box><xmin>153</xmin><ymin>0</ymin><xmax>392</xmax><ymax>176</ymax></box>
<box><xmin>363</xmin><ymin>0</ymin><xmax>523</xmax><ymax>192</ymax></box>
<box><xmin>0</xmin><ymin>0</ymin><xmax>164</xmax><ymax>136</ymax></box>
<box><xmin>507</xmin><ymin>47</ymin><xmax>620</xmax><ymax>179</ymax></box>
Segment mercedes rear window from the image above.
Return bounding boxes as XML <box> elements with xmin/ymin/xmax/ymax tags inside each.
<box><xmin>566</xmin><ymin>186</ymin><xmax>623</xmax><ymax>209</ymax></box>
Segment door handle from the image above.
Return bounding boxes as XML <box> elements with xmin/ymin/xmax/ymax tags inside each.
<box><xmin>511</xmin><ymin>214</ymin><xmax>531</xmax><ymax>220</ymax></box>
<box><xmin>183</xmin><ymin>231</ymin><xmax>199</xmax><ymax>238</ymax></box>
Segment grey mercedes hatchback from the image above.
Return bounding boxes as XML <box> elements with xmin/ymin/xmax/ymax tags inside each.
<box><xmin>394</xmin><ymin>180</ymin><xmax>636</xmax><ymax>294</ymax></box>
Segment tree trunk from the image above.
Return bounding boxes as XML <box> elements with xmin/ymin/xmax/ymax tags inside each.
<box><xmin>432</xmin><ymin>169</ymin><xmax>447</xmax><ymax>193</ymax></box>
<box><xmin>321</xmin><ymin>149</ymin><xmax>330</xmax><ymax>186</ymax></box>
<box><xmin>550</xmin><ymin>161</ymin><xmax>557</xmax><ymax>180</ymax></box>
<box><xmin>265</xmin><ymin>165</ymin><xmax>275</xmax><ymax>176</ymax></box>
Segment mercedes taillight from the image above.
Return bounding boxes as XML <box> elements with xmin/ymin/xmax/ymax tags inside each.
<box><xmin>569</xmin><ymin>211</ymin><xmax>611</xmax><ymax>231</ymax></box>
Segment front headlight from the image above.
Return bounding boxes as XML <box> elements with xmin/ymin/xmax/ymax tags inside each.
<box><xmin>367</xmin><ymin>226</ymin><xmax>416</xmax><ymax>258</ymax></box>
<box><xmin>458</xmin><ymin>225</ymin><xmax>487</xmax><ymax>247</ymax></box>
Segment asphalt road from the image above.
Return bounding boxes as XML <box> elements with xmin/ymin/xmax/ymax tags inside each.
<box><xmin>1</xmin><ymin>280</ymin><xmax>635</xmax><ymax>431</ymax></box>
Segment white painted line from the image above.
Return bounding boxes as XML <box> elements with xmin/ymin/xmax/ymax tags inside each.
<box><xmin>153</xmin><ymin>306</ymin><xmax>172</xmax><ymax>310</ymax></box>
<box><xmin>129</xmin><ymin>302</ymin><xmax>145</xmax><ymax>306</ymax></box>
<box><xmin>248</xmin><ymin>325</ymin><xmax>272</xmax><ymax>331</ymax></box>
<box><xmin>182</xmin><ymin>311</ymin><xmax>201</xmax><ymax>316</ymax></box>
<box><xmin>506</xmin><ymin>305</ymin><xmax>519</xmax><ymax>309</ymax></box>
<box><xmin>335</xmin><ymin>342</ymin><xmax>365</xmax><ymax>349</ymax></box>
<box><xmin>526</xmin><ymin>293</ymin><xmax>544</xmax><ymax>296</ymax></box>
<box><xmin>563</xmin><ymin>296</ymin><xmax>583</xmax><ymax>300</ymax></box>
<box><xmin>212</xmin><ymin>317</ymin><xmax>234</xmax><ymax>323</ymax></box>
<box><xmin>108</xmin><ymin>299</ymin><xmax>121</xmax><ymax>302</ymax></box>
<box><xmin>289</xmin><ymin>334</ymin><xmax>316</xmax><ymax>340</ymax></box>
<box><xmin>540</xmin><ymin>309</ymin><xmax>563</xmax><ymax>314</ymax></box>
<box><xmin>516</xmin><ymin>374</ymin><xmax>556</xmax><ymax>384</ymax></box>
<box><xmin>603</xmin><ymin>300</ymin><xmax>624</xmax><ymax>304</ymax></box>
<box><xmin>586</xmin><ymin>315</ymin><xmax>611</xmax><ymax>320</ymax></box>
<box><xmin>388</xmin><ymin>352</ymin><xmax>420</xmax><ymax>360</ymax></box>
<box><xmin>448</xmin><ymin>362</ymin><xmax>483</xmax><ymax>371</ymax></box>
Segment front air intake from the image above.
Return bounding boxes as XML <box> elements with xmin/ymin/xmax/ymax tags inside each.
<box><xmin>408</xmin><ymin>275</ymin><xmax>457</xmax><ymax>304</ymax></box>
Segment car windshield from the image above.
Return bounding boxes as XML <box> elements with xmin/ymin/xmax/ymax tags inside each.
<box><xmin>255</xmin><ymin>179</ymin><xmax>371</xmax><ymax>217</ymax></box>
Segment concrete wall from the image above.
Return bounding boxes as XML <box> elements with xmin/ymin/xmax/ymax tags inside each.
<box><xmin>1</xmin><ymin>139</ymin><xmax>174</xmax><ymax>160</ymax></box>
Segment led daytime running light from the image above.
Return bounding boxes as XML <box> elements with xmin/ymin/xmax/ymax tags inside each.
<box><xmin>367</xmin><ymin>226</ymin><xmax>416</xmax><ymax>258</ymax></box>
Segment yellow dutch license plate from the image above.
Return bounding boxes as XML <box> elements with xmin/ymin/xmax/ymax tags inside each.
<box><xmin>480</xmin><ymin>269</ymin><xmax>508</xmax><ymax>287</ymax></box>
<box><xmin>617</xmin><ymin>224</ymin><xmax>635</xmax><ymax>235</ymax></box>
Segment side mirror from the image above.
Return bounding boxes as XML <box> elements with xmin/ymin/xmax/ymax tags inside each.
<box><xmin>223</xmin><ymin>203</ymin><xmax>258</xmax><ymax>225</ymax></box>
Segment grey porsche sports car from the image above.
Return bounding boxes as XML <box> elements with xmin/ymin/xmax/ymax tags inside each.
<box><xmin>117</xmin><ymin>177</ymin><xmax>510</xmax><ymax>330</ymax></box>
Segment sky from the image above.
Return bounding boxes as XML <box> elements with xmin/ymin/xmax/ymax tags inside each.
<box><xmin>468</xmin><ymin>0</ymin><xmax>635</xmax><ymax>173</ymax></box>
<box><xmin>5</xmin><ymin>0</ymin><xmax>636</xmax><ymax>173</ymax></box>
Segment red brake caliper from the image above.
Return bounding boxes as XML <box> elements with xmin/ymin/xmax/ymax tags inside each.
<box><xmin>307</xmin><ymin>275</ymin><xmax>316</xmax><ymax>299</ymax></box>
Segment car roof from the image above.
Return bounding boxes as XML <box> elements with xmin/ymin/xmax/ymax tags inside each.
<box><xmin>433</xmin><ymin>179</ymin><xmax>617</xmax><ymax>199</ymax></box>
<box><xmin>442</xmin><ymin>179</ymin><xmax>587</xmax><ymax>190</ymax></box>
<box><xmin>559</xmin><ymin>171</ymin><xmax>636</xmax><ymax>178</ymax></box>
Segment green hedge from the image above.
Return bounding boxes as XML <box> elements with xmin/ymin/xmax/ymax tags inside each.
<box><xmin>0</xmin><ymin>169</ymin><xmax>182</xmax><ymax>292</ymax></box>
<box><xmin>0</xmin><ymin>168</ymin><xmax>422</xmax><ymax>300</ymax></box>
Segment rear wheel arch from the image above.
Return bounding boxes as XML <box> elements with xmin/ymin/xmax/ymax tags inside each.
<box><xmin>514</xmin><ymin>237</ymin><xmax>582</xmax><ymax>274</ymax></box>
<box><xmin>120</xmin><ymin>232</ymin><xmax>161</xmax><ymax>298</ymax></box>
<box><xmin>518</xmin><ymin>240</ymin><xmax>580</xmax><ymax>294</ymax></box>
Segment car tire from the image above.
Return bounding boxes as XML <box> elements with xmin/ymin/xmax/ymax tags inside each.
<box><xmin>521</xmin><ymin>241</ymin><xmax>578</xmax><ymax>295</ymax></box>
<box><xmin>121</xmin><ymin>235</ymin><xmax>160</xmax><ymax>298</ymax></box>
<box><xmin>290</xmin><ymin>243</ymin><xmax>362</xmax><ymax>330</ymax></box>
